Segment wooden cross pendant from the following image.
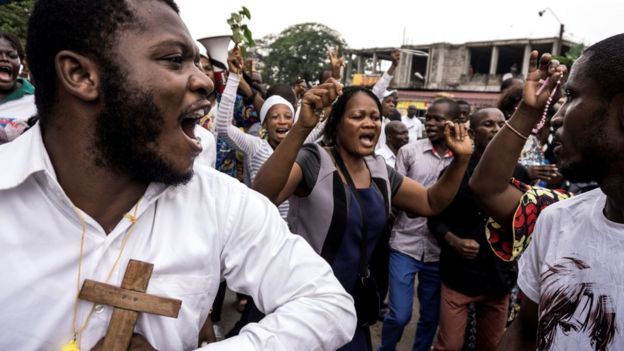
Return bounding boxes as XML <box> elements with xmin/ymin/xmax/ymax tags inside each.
<box><xmin>78</xmin><ymin>259</ymin><xmax>182</xmax><ymax>351</ymax></box>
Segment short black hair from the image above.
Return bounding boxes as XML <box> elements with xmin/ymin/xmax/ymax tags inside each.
<box><xmin>266</xmin><ymin>83</ymin><xmax>296</xmax><ymax>106</ymax></box>
<box><xmin>384</xmin><ymin>120</ymin><xmax>404</xmax><ymax>135</ymax></box>
<box><xmin>323</xmin><ymin>86</ymin><xmax>382</xmax><ymax>146</ymax></box>
<box><xmin>430</xmin><ymin>97</ymin><xmax>460</xmax><ymax>120</ymax></box>
<box><xmin>469</xmin><ymin>106</ymin><xmax>501</xmax><ymax>127</ymax></box>
<box><xmin>0</xmin><ymin>32</ymin><xmax>24</xmax><ymax>60</ymax></box>
<box><xmin>388</xmin><ymin>108</ymin><xmax>401</xmax><ymax>121</ymax></box>
<box><xmin>26</xmin><ymin>0</ymin><xmax>179</xmax><ymax>127</ymax></box>
<box><xmin>583</xmin><ymin>33</ymin><xmax>624</xmax><ymax>100</ymax></box>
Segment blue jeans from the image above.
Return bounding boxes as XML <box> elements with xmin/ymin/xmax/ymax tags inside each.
<box><xmin>379</xmin><ymin>250</ymin><xmax>441</xmax><ymax>351</ymax></box>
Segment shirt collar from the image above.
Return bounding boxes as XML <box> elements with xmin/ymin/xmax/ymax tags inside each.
<box><xmin>0</xmin><ymin>78</ymin><xmax>35</xmax><ymax>104</ymax></box>
<box><xmin>0</xmin><ymin>123</ymin><xmax>169</xmax><ymax>201</ymax></box>
<box><xmin>422</xmin><ymin>138</ymin><xmax>453</xmax><ymax>159</ymax></box>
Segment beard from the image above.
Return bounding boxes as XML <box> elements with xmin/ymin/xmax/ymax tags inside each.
<box><xmin>92</xmin><ymin>61</ymin><xmax>193</xmax><ymax>186</ymax></box>
<box><xmin>560</xmin><ymin>157</ymin><xmax>607</xmax><ymax>183</ymax></box>
<box><xmin>558</xmin><ymin>107</ymin><xmax>611</xmax><ymax>183</ymax></box>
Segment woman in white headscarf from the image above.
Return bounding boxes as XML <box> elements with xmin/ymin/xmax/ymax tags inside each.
<box><xmin>216</xmin><ymin>48</ymin><xmax>323</xmax><ymax>219</ymax></box>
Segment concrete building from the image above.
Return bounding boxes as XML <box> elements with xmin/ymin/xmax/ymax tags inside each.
<box><xmin>345</xmin><ymin>37</ymin><xmax>577</xmax><ymax>92</ymax></box>
<box><xmin>344</xmin><ymin>37</ymin><xmax>578</xmax><ymax>113</ymax></box>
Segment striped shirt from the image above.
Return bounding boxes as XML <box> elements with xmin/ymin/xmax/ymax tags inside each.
<box><xmin>216</xmin><ymin>74</ymin><xmax>323</xmax><ymax>219</ymax></box>
<box><xmin>390</xmin><ymin>139</ymin><xmax>453</xmax><ymax>262</ymax></box>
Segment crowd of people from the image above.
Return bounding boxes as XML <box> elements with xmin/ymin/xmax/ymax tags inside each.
<box><xmin>1</xmin><ymin>0</ymin><xmax>624</xmax><ymax>350</ymax></box>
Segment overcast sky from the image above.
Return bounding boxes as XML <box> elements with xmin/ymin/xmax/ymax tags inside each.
<box><xmin>177</xmin><ymin>0</ymin><xmax>622</xmax><ymax>50</ymax></box>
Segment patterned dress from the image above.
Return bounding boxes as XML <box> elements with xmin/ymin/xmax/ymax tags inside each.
<box><xmin>485</xmin><ymin>179</ymin><xmax>572</xmax><ymax>324</ymax></box>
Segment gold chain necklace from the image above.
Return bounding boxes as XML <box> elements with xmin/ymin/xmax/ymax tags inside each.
<box><xmin>61</xmin><ymin>198</ymin><xmax>144</xmax><ymax>351</ymax></box>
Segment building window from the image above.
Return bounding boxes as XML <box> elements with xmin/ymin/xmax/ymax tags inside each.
<box><xmin>496</xmin><ymin>45</ymin><xmax>525</xmax><ymax>75</ymax></box>
<box><xmin>468</xmin><ymin>46</ymin><xmax>492</xmax><ymax>74</ymax></box>
<box><xmin>409</xmin><ymin>49</ymin><xmax>429</xmax><ymax>87</ymax></box>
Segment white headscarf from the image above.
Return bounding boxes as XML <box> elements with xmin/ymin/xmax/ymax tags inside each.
<box><xmin>260</xmin><ymin>95</ymin><xmax>295</xmax><ymax>124</ymax></box>
<box><xmin>383</xmin><ymin>90</ymin><xmax>397</xmax><ymax>99</ymax></box>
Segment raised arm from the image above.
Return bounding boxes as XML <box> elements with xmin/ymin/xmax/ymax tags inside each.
<box><xmin>252</xmin><ymin>79</ymin><xmax>342</xmax><ymax>204</ymax></box>
<box><xmin>392</xmin><ymin>122</ymin><xmax>473</xmax><ymax>217</ymax></box>
<box><xmin>215</xmin><ymin>50</ymin><xmax>263</xmax><ymax>157</ymax></box>
<box><xmin>469</xmin><ymin>51</ymin><xmax>566</xmax><ymax>226</ymax></box>
<box><xmin>328</xmin><ymin>46</ymin><xmax>345</xmax><ymax>80</ymax></box>
<box><xmin>233</xmin><ymin>47</ymin><xmax>264</xmax><ymax>113</ymax></box>
<box><xmin>371</xmin><ymin>48</ymin><xmax>400</xmax><ymax>101</ymax></box>
<box><xmin>304</xmin><ymin>118</ymin><xmax>327</xmax><ymax>144</ymax></box>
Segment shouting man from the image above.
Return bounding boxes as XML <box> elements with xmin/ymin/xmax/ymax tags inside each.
<box><xmin>0</xmin><ymin>0</ymin><xmax>355</xmax><ymax>350</ymax></box>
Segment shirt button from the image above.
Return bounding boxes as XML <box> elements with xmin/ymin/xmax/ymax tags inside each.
<box><xmin>94</xmin><ymin>304</ymin><xmax>105</xmax><ymax>314</ymax></box>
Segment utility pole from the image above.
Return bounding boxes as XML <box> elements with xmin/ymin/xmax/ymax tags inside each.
<box><xmin>539</xmin><ymin>8</ymin><xmax>565</xmax><ymax>56</ymax></box>
<box><xmin>557</xmin><ymin>23</ymin><xmax>565</xmax><ymax>56</ymax></box>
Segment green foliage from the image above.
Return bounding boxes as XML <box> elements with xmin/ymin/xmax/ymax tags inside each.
<box><xmin>554</xmin><ymin>43</ymin><xmax>584</xmax><ymax>69</ymax></box>
<box><xmin>0</xmin><ymin>0</ymin><xmax>35</xmax><ymax>48</ymax></box>
<box><xmin>227</xmin><ymin>6</ymin><xmax>254</xmax><ymax>55</ymax></box>
<box><xmin>260</xmin><ymin>22</ymin><xmax>347</xmax><ymax>85</ymax></box>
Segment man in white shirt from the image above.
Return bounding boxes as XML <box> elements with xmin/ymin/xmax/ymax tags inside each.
<box><xmin>371</xmin><ymin>49</ymin><xmax>400</xmax><ymax>151</ymax></box>
<box><xmin>499</xmin><ymin>33</ymin><xmax>624</xmax><ymax>350</ymax></box>
<box><xmin>376</xmin><ymin>120</ymin><xmax>409</xmax><ymax>168</ymax></box>
<box><xmin>376</xmin><ymin>90</ymin><xmax>398</xmax><ymax>151</ymax></box>
<box><xmin>402</xmin><ymin>104</ymin><xmax>423</xmax><ymax>143</ymax></box>
<box><xmin>0</xmin><ymin>1</ymin><xmax>356</xmax><ymax>350</ymax></box>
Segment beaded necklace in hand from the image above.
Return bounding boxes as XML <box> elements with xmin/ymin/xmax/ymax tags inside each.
<box><xmin>532</xmin><ymin>73</ymin><xmax>564</xmax><ymax>134</ymax></box>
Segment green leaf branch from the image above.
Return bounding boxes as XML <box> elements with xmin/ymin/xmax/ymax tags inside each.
<box><xmin>227</xmin><ymin>6</ymin><xmax>255</xmax><ymax>54</ymax></box>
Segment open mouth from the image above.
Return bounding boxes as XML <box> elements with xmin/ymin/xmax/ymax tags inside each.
<box><xmin>275</xmin><ymin>127</ymin><xmax>289</xmax><ymax>137</ymax></box>
<box><xmin>180</xmin><ymin>115</ymin><xmax>199</xmax><ymax>140</ymax></box>
<box><xmin>359</xmin><ymin>131</ymin><xmax>376</xmax><ymax>148</ymax></box>
<box><xmin>0</xmin><ymin>66</ymin><xmax>13</xmax><ymax>82</ymax></box>
<box><xmin>179</xmin><ymin>102</ymin><xmax>211</xmax><ymax>143</ymax></box>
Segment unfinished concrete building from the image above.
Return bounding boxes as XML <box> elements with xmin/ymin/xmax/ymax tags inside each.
<box><xmin>344</xmin><ymin>37</ymin><xmax>578</xmax><ymax>112</ymax></box>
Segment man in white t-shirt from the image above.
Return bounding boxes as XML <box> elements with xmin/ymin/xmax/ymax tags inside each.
<box><xmin>0</xmin><ymin>1</ymin><xmax>356</xmax><ymax>350</ymax></box>
<box><xmin>499</xmin><ymin>33</ymin><xmax>624</xmax><ymax>350</ymax></box>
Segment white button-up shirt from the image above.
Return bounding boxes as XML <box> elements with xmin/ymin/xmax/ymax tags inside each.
<box><xmin>375</xmin><ymin>142</ymin><xmax>397</xmax><ymax>168</ymax></box>
<box><xmin>401</xmin><ymin>115</ymin><xmax>423</xmax><ymax>143</ymax></box>
<box><xmin>0</xmin><ymin>125</ymin><xmax>355</xmax><ymax>350</ymax></box>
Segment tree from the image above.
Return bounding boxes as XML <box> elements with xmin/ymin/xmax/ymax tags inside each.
<box><xmin>260</xmin><ymin>22</ymin><xmax>347</xmax><ymax>86</ymax></box>
<box><xmin>0</xmin><ymin>0</ymin><xmax>35</xmax><ymax>48</ymax></box>
<box><xmin>553</xmin><ymin>43</ymin><xmax>584</xmax><ymax>69</ymax></box>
